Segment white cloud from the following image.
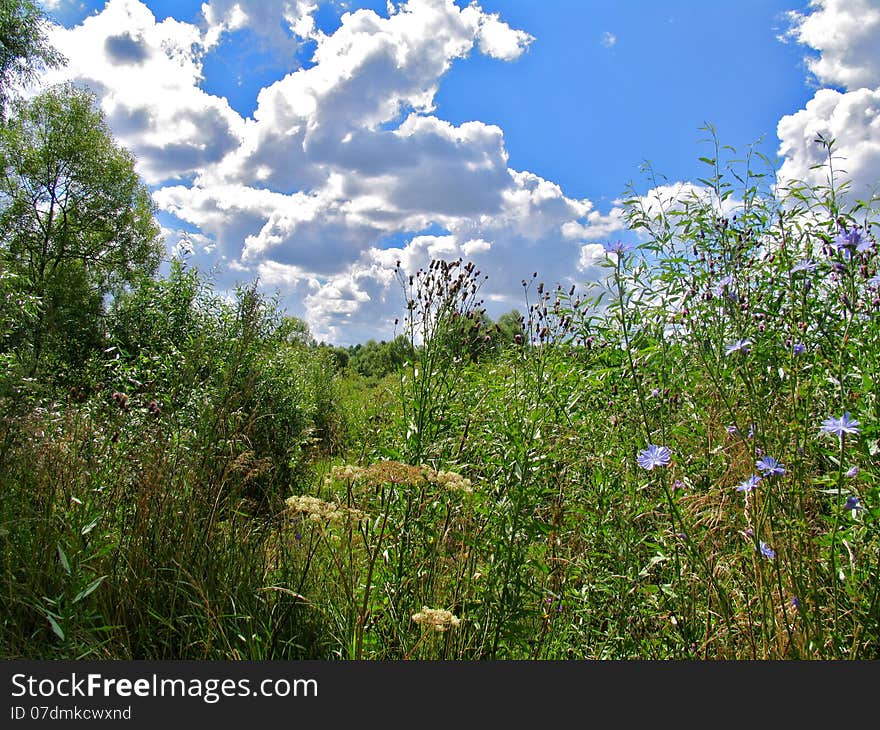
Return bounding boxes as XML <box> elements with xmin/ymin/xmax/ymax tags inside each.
<box><xmin>41</xmin><ymin>0</ymin><xmax>626</xmax><ymax>343</ymax></box>
<box><xmin>784</xmin><ymin>0</ymin><xmax>880</xmax><ymax>90</ymax></box>
<box><xmin>201</xmin><ymin>0</ymin><xmax>319</xmax><ymax>50</ymax></box>
<box><xmin>45</xmin><ymin>0</ymin><xmax>245</xmax><ymax>185</ymax></box>
<box><xmin>600</xmin><ymin>31</ymin><xmax>616</xmax><ymax>48</ymax></box>
<box><xmin>578</xmin><ymin>242</ymin><xmax>606</xmax><ymax>276</ymax></box>
<box><xmin>475</xmin><ymin>12</ymin><xmax>534</xmax><ymax>60</ymax></box>
<box><xmin>777</xmin><ymin>87</ymin><xmax>880</xmax><ymax>202</ymax></box>
<box><xmin>777</xmin><ymin>0</ymin><xmax>880</xmax><ymax>204</ymax></box>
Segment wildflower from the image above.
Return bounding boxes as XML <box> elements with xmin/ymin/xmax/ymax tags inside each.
<box><xmin>791</xmin><ymin>259</ymin><xmax>816</xmax><ymax>273</ymax></box>
<box><xmin>411</xmin><ymin>607</ymin><xmax>461</xmax><ymax>632</ymax></box>
<box><xmin>756</xmin><ymin>456</ymin><xmax>785</xmax><ymax>477</ymax></box>
<box><xmin>758</xmin><ymin>541</ymin><xmax>776</xmax><ymax>560</ymax></box>
<box><xmin>868</xmin><ymin>273</ymin><xmax>880</xmax><ymax>289</ymax></box>
<box><xmin>725</xmin><ymin>338</ymin><xmax>752</xmax><ymax>356</ymax></box>
<box><xmin>736</xmin><ymin>475</ymin><xmax>761</xmax><ymax>493</ymax></box>
<box><xmin>711</xmin><ymin>275</ymin><xmax>737</xmax><ymax>300</ymax></box>
<box><xmin>845</xmin><ymin>495</ymin><xmax>862</xmax><ymax>511</ymax></box>
<box><xmin>434</xmin><ymin>470</ymin><xmax>473</xmax><ymax>493</ymax></box>
<box><xmin>672</xmin><ymin>479</ymin><xmax>687</xmax><ymax>491</ymax></box>
<box><xmin>819</xmin><ymin>412</ymin><xmax>860</xmax><ymax>437</ymax></box>
<box><xmin>845</xmin><ymin>465</ymin><xmax>859</xmax><ymax>478</ymax></box>
<box><xmin>637</xmin><ymin>444</ymin><xmax>672</xmax><ymax>470</ymax></box>
<box><xmin>285</xmin><ymin>495</ymin><xmax>368</xmax><ymax>525</ymax></box>
<box><xmin>791</xmin><ymin>596</ymin><xmax>800</xmax><ymax>610</ymax></box>
<box><xmin>834</xmin><ymin>227</ymin><xmax>872</xmax><ymax>256</ymax></box>
<box><xmin>726</xmin><ymin>424</ymin><xmax>738</xmax><ymax>435</ymax></box>
<box><xmin>792</xmin><ymin>342</ymin><xmax>806</xmax><ymax>356</ymax></box>
<box><xmin>604</xmin><ymin>240</ymin><xmax>634</xmax><ymax>256</ymax></box>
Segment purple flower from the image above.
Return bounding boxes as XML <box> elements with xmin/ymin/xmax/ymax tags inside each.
<box><xmin>726</xmin><ymin>424</ymin><xmax>739</xmax><ymax>435</ymax></box>
<box><xmin>758</xmin><ymin>541</ymin><xmax>776</xmax><ymax>560</ymax></box>
<box><xmin>846</xmin><ymin>465</ymin><xmax>859</xmax><ymax>478</ymax></box>
<box><xmin>605</xmin><ymin>240</ymin><xmax>634</xmax><ymax>256</ymax></box>
<box><xmin>845</xmin><ymin>495</ymin><xmax>862</xmax><ymax>511</ymax></box>
<box><xmin>725</xmin><ymin>338</ymin><xmax>752</xmax><ymax>356</ymax></box>
<box><xmin>792</xmin><ymin>342</ymin><xmax>806</xmax><ymax>356</ymax></box>
<box><xmin>819</xmin><ymin>412</ymin><xmax>860</xmax><ymax>437</ymax></box>
<box><xmin>791</xmin><ymin>596</ymin><xmax>800</xmax><ymax>610</ymax></box>
<box><xmin>736</xmin><ymin>475</ymin><xmax>761</xmax><ymax>493</ymax></box>
<box><xmin>711</xmin><ymin>275</ymin><xmax>737</xmax><ymax>299</ymax></box>
<box><xmin>791</xmin><ymin>259</ymin><xmax>816</xmax><ymax>274</ymax></box>
<box><xmin>637</xmin><ymin>444</ymin><xmax>672</xmax><ymax>470</ymax></box>
<box><xmin>672</xmin><ymin>479</ymin><xmax>687</xmax><ymax>491</ymax></box>
<box><xmin>756</xmin><ymin>456</ymin><xmax>785</xmax><ymax>477</ymax></box>
<box><xmin>835</xmin><ymin>227</ymin><xmax>873</xmax><ymax>256</ymax></box>
<box><xmin>869</xmin><ymin>273</ymin><xmax>880</xmax><ymax>289</ymax></box>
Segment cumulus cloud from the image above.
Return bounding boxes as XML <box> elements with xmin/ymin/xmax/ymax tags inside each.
<box><xmin>44</xmin><ymin>0</ymin><xmax>245</xmax><ymax>184</ymax></box>
<box><xmin>777</xmin><ymin>0</ymin><xmax>880</xmax><ymax>203</ymax></box>
<box><xmin>777</xmin><ymin>87</ymin><xmax>880</xmax><ymax>201</ymax></box>
<box><xmin>42</xmin><ymin>0</ymin><xmax>626</xmax><ymax>343</ymax></box>
<box><xmin>476</xmin><ymin>12</ymin><xmax>534</xmax><ymax>60</ymax></box>
<box><xmin>201</xmin><ymin>0</ymin><xmax>318</xmax><ymax>50</ymax></box>
<box><xmin>784</xmin><ymin>0</ymin><xmax>880</xmax><ymax>90</ymax></box>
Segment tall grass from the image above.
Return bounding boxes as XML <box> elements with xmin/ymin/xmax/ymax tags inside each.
<box><xmin>1</xmin><ymin>137</ymin><xmax>878</xmax><ymax>659</ymax></box>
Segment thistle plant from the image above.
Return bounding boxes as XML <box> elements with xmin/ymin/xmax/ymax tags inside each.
<box><xmin>395</xmin><ymin>258</ymin><xmax>488</xmax><ymax>464</ymax></box>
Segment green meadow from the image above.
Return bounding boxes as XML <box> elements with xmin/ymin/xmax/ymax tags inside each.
<box><xmin>1</xmin><ymin>1</ymin><xmax>878</xmax><ymax>661</ymax></box>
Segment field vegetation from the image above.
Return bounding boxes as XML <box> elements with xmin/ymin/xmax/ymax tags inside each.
<box><xmin>1</xmin><ymin>1</ymin><xmax>878</xmax><ymax>659</ymax></box>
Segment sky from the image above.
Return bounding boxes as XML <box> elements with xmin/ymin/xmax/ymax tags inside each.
<box><xmin>35</xmin><ymin>0</ymin><xmax>880</xmax><ymax>345</ymax></box>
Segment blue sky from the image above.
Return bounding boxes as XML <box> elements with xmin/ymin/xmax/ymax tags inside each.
<box><xmin>38</xmin><ymin>0</ymin><xmax>880</xmax><ymax>344</ymax></box>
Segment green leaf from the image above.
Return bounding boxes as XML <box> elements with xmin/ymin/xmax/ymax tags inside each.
<box><xmin>57</xmin><ymin>544</ymin><xmax>70</xmax><ymax>575</ymax></box>
<box><xmin>73</xmin><ymin>575</ymin><xmax>106</xmax><ymax>604</ymax></box>
<box><xmin>81</xmin><ymin>516</ymin><xmax>100</xmax><ymax>536</ymax></box>
<box><xmin>47</xmin><ymin>614</ymin><xmax>65</xmax><ymax>641</ymax></box>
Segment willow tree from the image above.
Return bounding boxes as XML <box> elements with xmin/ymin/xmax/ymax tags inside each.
<box><xmin>0</xmin><ymin>0</ymin><xmax>64</xmax><ymax>114</ymax></box>
<box><xmin>0</xmin><ymin>83</ymin><xmax>162</xmax><ymax>373</ymax></box>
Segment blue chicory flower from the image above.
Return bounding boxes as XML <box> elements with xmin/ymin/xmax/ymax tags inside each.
<box><xmin>736</xmin><ymin>475</ymin><xmax>761</xmax><ymax>493</ymax></box>
<box><xmin>791</xmin><ymin>259</ymin><xmax>816</xmax><ymax>273</ymax></box>
<box><xmin>845</xmin><ymin>495</ymin><xmax>862</xmax><ymax>511</ymax></box>
<box><xmin>756</xmin><ymin>456</ymin><xmax>785</xmax><ymax>477</ymax></box>
<box><xmin>605</xmin><ymin>241</ymin><xmax>634</xmax><ymax>256</ymax></box>
<box><xmin>835</xmin><ymin>227</ymin><xmax>873</xmax><ymax>257</ymax></box>
<box><xmin>725</xmin><ymin>339</ymin><xmax>752</xmax><ymax>356</ymax></box>
<box><xmin>820</xmin><ymin>412</ymin><xmax>860</xmax><ymax>437</ymax></box>
<box><xmin>637</xmin><ymin>444</ymin><xmax>672</xmax><ymax>470</ymax></box>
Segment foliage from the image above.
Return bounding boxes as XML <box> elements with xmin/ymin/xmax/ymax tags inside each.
<box><xmin>0</xmin><ymin>0</ymin><xmax>64</xmax><ymax>113</ymax></box>
<box><xmin>0</xmin><ymin>84</ymin><xmax>162</xmax><ymax>375</ymax></box>
<box><xmin>1</xmin><ymin>99</ymin><xmax>878</xmax><ymax>659</ymax></box>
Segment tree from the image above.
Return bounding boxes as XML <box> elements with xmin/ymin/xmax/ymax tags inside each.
<box><xmin>276</xmin><ymin>315</ymin><xmax>315</xmax><ymax>348</ymax></box>
<box><xmin>0</xmin><ymin>0</ymin><xmax>64</xmax><ymax>114</ymax></box>
<box><xmin>495</xmin><ymin>309</ymin><xmax>525</xmax><ymax>346</ymax></box>
<box><xmin>0</xmin><ymin>83</ymin><xmax>162</xmax><ymax>373</ymax></box>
